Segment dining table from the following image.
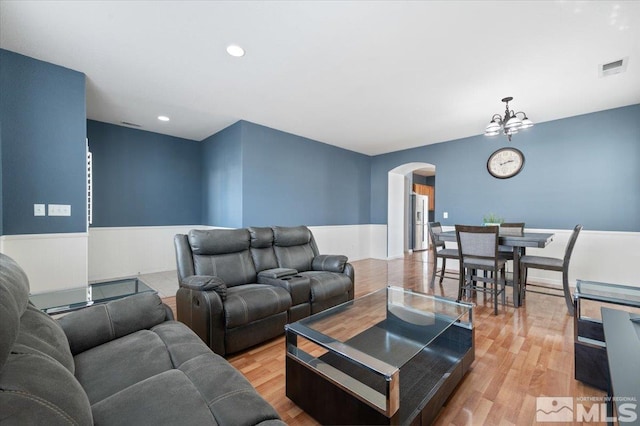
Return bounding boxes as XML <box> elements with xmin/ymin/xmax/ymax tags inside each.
<box><xmin>433</xmin><ymin>229</ymin><xmax>554</xmax><ymax>307</ymax></box>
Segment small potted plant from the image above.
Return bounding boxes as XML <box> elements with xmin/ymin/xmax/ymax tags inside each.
<box><xmin>483</xmin><ymin>213</ymin><xmax>504</xmax><ymax>226</ymax></box>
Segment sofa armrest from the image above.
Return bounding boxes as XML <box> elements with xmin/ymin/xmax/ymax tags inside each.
<box><xmin>257</xmin><ymin>268</ymin><xmax>297</xmax><ymax>279</ymax></box>
<box><xmin>312</xmin><ymin>254</ymin><xmax>348</xmax><ymax>273</ymax></box>
<box><xmin>180</xmin><ymin>275</ymin><xmax>227</xmax><ymax>301</ymax></box>
<box><xmin>58</xmin><ymin>292</ymin><xmax>168</xmax><ymax>355</ymax></box>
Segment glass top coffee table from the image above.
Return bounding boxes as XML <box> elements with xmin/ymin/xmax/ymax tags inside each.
<box><xmin>29</xmin><ymin>278</ymin><xmax>155</xmax><ymax>315</ymax></box>
<box><xmin>285</xmin><ymin>286</ymin><xmax>474</xmax><ymax>425</ymax></box>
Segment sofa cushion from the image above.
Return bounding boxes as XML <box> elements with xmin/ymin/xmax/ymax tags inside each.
<box><xmin>58</xmin><ymin>292</ymin><xmax>168</xmax><ymax>355</ymax></box>
<box><xmin>0</xmin><ymin>253</ymin><xmax>31</xmax><ymax>369</ymax></box>
<box><xmin>249</xmin><ymin>226</ymin><xmax>275</xmax><ymax>248</ymax></box>
<box><xmin>74</xmin><ymin>329</ymin><xmax>174</xmax><ymax>404</ymax></box>
<box><xmin>91</xmin><ymin>370</ymin><xmax>217</xmax><ymax>425</ymax></box>
<box><xmin>274</xmin><ymin>244</ymin><xmax>315</xmax><ymax>272</ymax></box>
<box><xmin>13</xmin><ymin>304</ymin><xmax>75</xmax><ymax>374</ymax></box>
<box><xmin>273</xmin><ymin>225</ymin><xmax>312</xmax><ymax>247</ymax></box>
<box><xmin>224</xmin><ymin>285</ymin><xmax>291</xmax><ymax>329</ymax></box>
<box><xmin>0</xmin><ymin>349</ymin><xmax>93</xmax><ymax>425</ymax></box>
<box><xmin>193</xmin><ymin>250</ymin><xmax>257</xmax><ymax>287</ymax></box>
<box><xmin>189</xmin><ymin>229</ymin><xmax>250</xmax><ymax>255</ymax></box>
<box><xmin>88</xmin><ymin>321</ymin><xmax>282</xmax><ymax>425</ymax></box>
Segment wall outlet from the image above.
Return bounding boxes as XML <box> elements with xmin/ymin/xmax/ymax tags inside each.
<box><xmin>34</xmin><ymin>204</ymin><xmax>46</xmax><ymax>216</ymax></box>
<box><xmin>443</xmin><ymin>211</ymin><xmax>449</xmax><ymax>219</ymax></box>
<box><xmin>48</xmin><ymin>204</ymin><xmax>71</xmax><ymax>216</ymax></box>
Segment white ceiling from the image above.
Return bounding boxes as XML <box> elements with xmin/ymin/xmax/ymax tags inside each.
<box><xmin>1</xmin><ymin>1</ymin><xmax>639</xmax><ymax>155</ymax></box>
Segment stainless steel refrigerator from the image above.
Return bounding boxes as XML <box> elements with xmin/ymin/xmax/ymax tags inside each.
<box><xmin>412</xmin><ymin>194</ymin><xmax>429</xmax><ymax>251</ymax></box>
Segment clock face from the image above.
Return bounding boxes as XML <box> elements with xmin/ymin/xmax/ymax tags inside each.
<box><xmin>487</xmin><ymin>148</ymin><xmax>525</xmax><ymax>179</ymax></box>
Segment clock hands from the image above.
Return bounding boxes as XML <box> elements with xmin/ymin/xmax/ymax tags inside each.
<box><xmin>500</xmin><ymin>159</ymin><xmax>515</xmax><ymax>166</ymax></box>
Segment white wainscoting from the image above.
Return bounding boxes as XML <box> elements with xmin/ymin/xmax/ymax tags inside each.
<box><xmin>87</xmin><ymin>224</ymin><xmax>389</xmax><ymax>282</ymax></box>
<box><xmin>309</xmin><ymin>224</ymin><xmax>388</xmax><ymax>261</ymax></box>
<box><xmin>438</xmin><ymin>226</ymin><xmax>640</xmax><ymax>289</ymax></box>
<box><xmin>88</xmin><ymin>225</ymin><xmax>214</xmax><ymax>282</ymax></box>
<box><xmin>0</xmin><ymin>233</ymin><xmax>88</xmax><ymax>294</ymax></box>
<box><xmin>17</xmin><ymin>225</ymin><xmax>631</xmax><ymax>290</ymax></box>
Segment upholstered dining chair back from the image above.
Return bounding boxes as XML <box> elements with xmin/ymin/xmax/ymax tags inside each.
<box><xmin>456</xmin><ymin>225</ymin><xmax>499</xmax><ymax>259</ymax></box>
<box><xmin>428</xmin><ymin>222</ymin><xmax>445</xmax><ymax>249</ymax></box>
<box><xmin>499</xmin><ymin>223</ymin><xmax>525</xmax><ymax>236</ymax></box>
<box><xmin>455</xmin><ymin>225</ymin><xmax>506</xmax><ymax>315</ymax></box>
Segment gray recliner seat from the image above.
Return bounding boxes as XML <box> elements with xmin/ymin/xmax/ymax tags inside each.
<box><xmin>0</xmin><ymin>253</ymin><xmax>285</xmax><ymax>425</ymax></box>
<box><xmin>174</xmin><ymin>226</ymin><xmax>355</xmax><ymax>356</ymax></box>
<box><xmin>270</xmin><ymin>226</ymin><xmax>354</xmax><ymax>314</ymax></box>
<box><xmin>174</xmin><ymin>228</ymin><xmax>293</xmax><ymax>356</ymax></box>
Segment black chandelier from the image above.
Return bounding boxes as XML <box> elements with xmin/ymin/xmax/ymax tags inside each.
<box><xmin>484</xmin><ymin>97</ymin><xmax>534</xmax><ymax>141</ymax></box>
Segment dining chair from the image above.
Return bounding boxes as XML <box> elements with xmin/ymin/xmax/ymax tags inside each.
<box><xmin>428</xmin><ymin>222</ymin><xmax>459</xmax><ymax>285</ymax></box>
<box><xmin>520</xmin><ymin>224</ymin><xmax>583</xmax><ymax>316</ymax></box>
<box><xmin>455</xmin><ymin>225</ymin><xmax>506</xmax><ymax>315</ymax></box>
<box><xmin>498</xmin><ymin>222</ymin><xmax>526</xmax><ymax>261</ymax></box>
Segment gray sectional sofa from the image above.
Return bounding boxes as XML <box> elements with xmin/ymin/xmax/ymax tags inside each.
<box><xmin>0</xmin><ymin>253</ymin><xmax>285</xmax><ymax>425</ymax></box>
<box><xmin>174</xmin><ymin>225</ymin><xmax>355</xmax><ymax>356</ymax></box>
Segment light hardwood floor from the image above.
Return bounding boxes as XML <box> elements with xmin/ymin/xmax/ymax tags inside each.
<box><xmin>163</xmin><ymin>252</ymin><xmax>608</xmax><ymax>425</ymax></box>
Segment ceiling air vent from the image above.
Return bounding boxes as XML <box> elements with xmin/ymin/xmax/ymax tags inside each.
<box><xmin>120</xmin><ymin>121</ymin><xmax>142</xmax><ymax>127</ymax></box>
<box><xmin>599</xmin><ymin>57</ymin><xmax>628</xmax><ymax>77</ymax></box>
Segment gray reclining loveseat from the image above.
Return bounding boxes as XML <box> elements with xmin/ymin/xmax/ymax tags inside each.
<box><xmin>174</xmin><ymin>225</ymin><xmax>354</xmax><ymax>356</ymax></box>
<box><xmin>0</xmin><ymin>253</ymin><xmax>285</xmax><ymax>425</ymax></box>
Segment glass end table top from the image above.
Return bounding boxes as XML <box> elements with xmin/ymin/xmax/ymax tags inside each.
<box><xmin>575</xmin><ymin>279</ymin><xmax>640</xmax><ymax>308</ymax></box>
<box><xmin>29</xmin><ymin>278</ymin><xmax>155</xmax><ymax>314</ymax></box>
<box><xmin>286</xmin><ymin>286</ymin><xmax>472</xmax><ymax>373</ymax></box>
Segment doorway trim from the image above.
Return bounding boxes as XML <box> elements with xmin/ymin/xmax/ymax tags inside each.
<box><xmin>387</xmin><ymin>162</ymin><xmax>436</xmax><ymax>258</ymax></box>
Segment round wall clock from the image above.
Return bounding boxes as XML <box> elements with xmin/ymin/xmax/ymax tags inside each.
<box><xmin>487</xmin><ymin>147</ymin><xmax>525</xmax><ymax>179</ymax></box>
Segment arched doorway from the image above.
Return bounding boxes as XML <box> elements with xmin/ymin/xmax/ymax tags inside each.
<box><xmin>387</xmin><ymin>162</ymin><xmax>436</xmax><ymax>258</ymax></box>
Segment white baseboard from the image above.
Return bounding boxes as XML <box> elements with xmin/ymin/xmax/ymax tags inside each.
<box><xmin>0</xmin><ymin>233</ymin><xmax>88</xmax><ymax>294</ymax></box>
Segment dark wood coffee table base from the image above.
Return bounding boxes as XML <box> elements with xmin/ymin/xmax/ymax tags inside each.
<box><xmin>286</xmin><ymin>324</ymin><xmax>474</xmax><ymax>425</ymax></box>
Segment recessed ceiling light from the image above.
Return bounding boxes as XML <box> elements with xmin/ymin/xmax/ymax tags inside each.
<box><xmin>157</xmin><ymin>115</ymin><xmax>170</xmax><ymax>122</ymax></box>
<box><xmin>226</xmin><ymin>44</ymin><xmax>245</xmax><ymax>57</ymax></box>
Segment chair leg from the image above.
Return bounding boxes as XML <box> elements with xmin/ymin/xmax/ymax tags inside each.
<box><xmin>493</xmin><ymin>270</ymin><xmax>498</xmax><ymax>315</ymax></box>
<box><xmin>430</xmin><ymin>255</ymin><xmax>437</xmax><ymax>287</ymax></box>
<box><xmin>457</xmin><ymin>265</ymin><xmax>465</xmax><ymax>301</ymax></box>
<box><xmin>562</xmin><ymin>268</ymin><xmax>575</xmax><ymax>316</ymax></box>
<box><xmin>521</xmin><ymin>266</ymin><xmax>528</xmax><ymax>300</ymax></box>
<box><xmin>440</xmin><ymin>258</ymin><xmax>446</xmax><ymax>284</ymax></box>
<box><xmin>501</xmin><ymin>267</ymin><xmax>506</xmax><ymax>306</ymax></box>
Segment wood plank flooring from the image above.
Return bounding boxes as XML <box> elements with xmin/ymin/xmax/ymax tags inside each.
<box><xmin>162</xmin><ymin>252</ymin><xmax>609</xmax><ymax>425</ymax></box>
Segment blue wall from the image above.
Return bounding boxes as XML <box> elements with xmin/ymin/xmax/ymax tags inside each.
<box><xmin>241</xmin><ymin>121</ymin><xmax>371</xmax><ymax>227</ymax></box>
<box><xmin>372</xmin><ymin>104</ymin><xmax>640</xmax><ymax>232</ymax></box>
<box><xmin>201</xmin><ymin>122</ymin><xmax>244</xmax><ymax>228</ymax></box>
<box><xmin>87</xmin><ymin>120</ymin><xmax>202</xmax><ymax>227</ymax></box>
<box><xmin>0</xmin><ymin>49</ymin><xmax>86</xmax><ymax>235</ymax></box>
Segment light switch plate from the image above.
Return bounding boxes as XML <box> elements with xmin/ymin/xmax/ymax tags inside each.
<box><xmin>34</xmin><ymin>204</ymin><xmax>46</xmax><ymax>216</ymax></box>
<box><xmin>443</xmin><ymin>212</ymin><xmax>449</xmax><ymax>219</ymax></box>
<box><xmin>48</xmin><ymin>204</ymin><xmax>71</xmax><ymax>216</ymax></box>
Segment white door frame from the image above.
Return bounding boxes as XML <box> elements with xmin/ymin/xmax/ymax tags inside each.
<box><xmin>387</xmin><ymin>162</ymin><xmax>436</xmax><ymax>258</ymax></box>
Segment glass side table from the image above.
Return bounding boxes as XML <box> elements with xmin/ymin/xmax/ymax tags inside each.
<box><xmin>573</xmin><ymin>280</ymin><xmax>640</xmax><ymax>391</ymax></box>
<box><xmin>29</xmin><ymin>278</ymin><xmax>155</xmax><ymax>315</ymax></box>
